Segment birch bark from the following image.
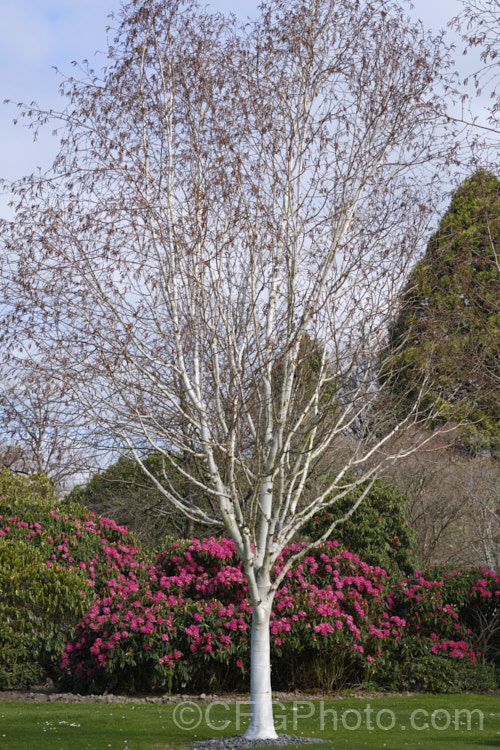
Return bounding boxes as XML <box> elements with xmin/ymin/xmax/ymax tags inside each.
<box><xmin>245</xmin><ymin>596</ymin><xmax>277</xmax><ymax>740</ymax></box>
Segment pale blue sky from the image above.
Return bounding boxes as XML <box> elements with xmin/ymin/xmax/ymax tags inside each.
<box><xmin>0</xmin><ymin>0</ymin><xmax>482</xmax><ymax>216</ymax></box>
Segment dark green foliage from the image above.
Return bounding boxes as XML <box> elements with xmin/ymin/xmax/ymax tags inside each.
<box><xmin>385</xmin><ymin>169</ymin><xmax>500</xmax><ymax>455</ymax></box>
<box><xmin>303</xmin><ymin>479</ymin><xmax>418</xmax><ymax>576</ymax></box>
<box><xmin>271</xmin><ymin>333</ymin><xmax>339</xmax><ymax>422</ymax></box>
<box><xmin>391</xmin><ymin>654</ymin><xmax>498</xmax><ymax>694</ymax></box>
<box><xmin>66</xmin><ymin>453</ymin><xmax>215</xmax><ymax>545</ymax></box>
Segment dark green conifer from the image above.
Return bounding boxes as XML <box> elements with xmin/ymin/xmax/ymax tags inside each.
<box><xmin>386</xmin><ymin>169</ymin><xmax>500</xmax><ymax>455</ymax></box>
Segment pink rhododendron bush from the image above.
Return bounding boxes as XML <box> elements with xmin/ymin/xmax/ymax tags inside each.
<box><xmin>0</xmin><ymin>469</ymin><xmax>498</xmax><ymax>694</ymax></box>
<box><xmin>60</xmin><ymin>538</ymin><xmax>499</xmax><ymax>695</ymax></box>
<box><xmin>60</xmin><ymin>538</ymin><xmax>406</xmax><ymax>694</ymax></box>
<box><xmin>381</xmin><ymin>566</ymin><xmax>500</xmax><ymax>692</ymax></box>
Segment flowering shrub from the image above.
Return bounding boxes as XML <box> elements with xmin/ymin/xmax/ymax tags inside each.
<box><xmin>60</xmin><ymin>537</ymin><xmax>407</xmax><ymax>694</ymax></box>
<box><xmin>0</xmin><ymin>469</ymin><xmax>497</xmax><ymax>694</ymax></box>
<box><xmin>376</xmin><ymin>565</ymin><xmax>500</xmax><ymax>691</ymax></box>
<box><xmin>60</xmin><ymin>537</ymin><xmax>499</xmax><ymax>695</ymax></box>
<box><xmin>0</xmin><ymin>470</ymin><xmax>147</xmax><ymax>688</ymax></box>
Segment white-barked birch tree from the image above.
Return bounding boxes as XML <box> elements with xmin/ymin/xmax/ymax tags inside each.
<box><xmin>1</xmin><ymin>0</ymin><xmax>464</xmax><ymax>738</ymax></box>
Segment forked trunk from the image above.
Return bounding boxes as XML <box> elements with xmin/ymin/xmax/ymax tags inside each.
<box><xmin>244</xmin><ymin>599</ymin><xmax>278</xmax><ymax>740</ymax></box>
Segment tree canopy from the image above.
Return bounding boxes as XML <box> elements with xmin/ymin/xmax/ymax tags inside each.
<box><xmin>385</xmin><ymin>169</ymin><xmax>500</xmax><ymax>455</ymax></box>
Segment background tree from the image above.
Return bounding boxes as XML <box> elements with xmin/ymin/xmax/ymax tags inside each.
<box><xmin>0</xmin><ymin>367</ymin><xmax>96</xmax><ymax>494</ymax></box>
<box><xmin>461</xmin><ymin>458</ymin><xmax>500</xmax><ymax>570</ymax></box>
<box><xmin>1</xmin><ymin>0</ymin><xmax>461</xmax><ymax>738</ymax></box>
<box><xmin>384</xmin><ymin>443</ymin><xmax>499</xmax><ymax>570</ymax></box>
<box><xmin>384</xmin><ymin>169</ymin><xmax>500</xmax><ymax>456</ymax></box>
<box><xmin>303</xmin><ymin>479</ymin><xmax>417</xmax><ymax>577</ymax></box>
<box><xmin>67</xmin><ymin>452</ymin><xmax>215</xmax><ymax>544</ymax></box>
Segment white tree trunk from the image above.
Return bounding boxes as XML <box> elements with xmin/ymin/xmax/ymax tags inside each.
<box><xmin>245</xmin><ymin>599</ymin><xmax>278</xmax><ymax>740</ymax></box>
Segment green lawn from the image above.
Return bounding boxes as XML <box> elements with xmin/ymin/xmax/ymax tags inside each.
<box><xmin>0</xmin><ymin>694</ymin><xmax>498</xmax><ymax>750</ymax></box>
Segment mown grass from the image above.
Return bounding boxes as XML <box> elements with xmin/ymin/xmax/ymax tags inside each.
<box><xmin>0</xmin><ymin>694</ymin><xmax>498</xmax><ymax>750</ymax></box>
